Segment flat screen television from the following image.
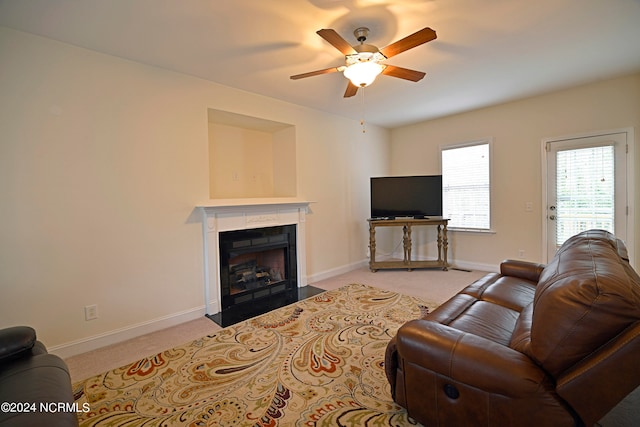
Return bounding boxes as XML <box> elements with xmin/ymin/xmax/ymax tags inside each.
<box><xmin>370</xmin><ymin>175</ymin><xmax>442</xmax><ymax>219</ymax></box>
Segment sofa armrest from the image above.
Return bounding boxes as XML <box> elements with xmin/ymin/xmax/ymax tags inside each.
<box><xmin>0</xmin><ymin>326</ymin><xmax>36</xmax><ymax>363</ymax></box>
<box><xmin>396</xmin><ymin>320</ymin><xmax>550</xmax><ymax>397</ymax></box>
<box><xmin>556</xmin><ymin>322</ymin><xmax>640</xmax><ymax>426</ymax></box>
<box><xmin>0</xmin><ymin>353</ymin><xmax>79</xmax><ymax>427</ymax></box>
<box><xmin>500</xmin><ymin>259</ymin><xmax>545</xmax><ymax>283</ymax></box>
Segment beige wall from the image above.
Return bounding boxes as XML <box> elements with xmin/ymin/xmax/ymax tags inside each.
<box><xmin>209</xmin><ymin>123</ymin><xmax>277</xmax><ymax>198</ymax></box>
<box><xmin>0</xmin><ymin>27</ymin><xmax>390</xmax><ymax>351</ymax></box>
<box><xmin>390</xmin><ymin>73</ymin><xmax>640</xmax><ymax>269</ymax></box>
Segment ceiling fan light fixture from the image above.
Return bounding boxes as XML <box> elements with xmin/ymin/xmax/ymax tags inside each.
<box><xmin>343</xmin><ymin>61</ymin><xmax>385</xmax><ymax>87</ymax></box>
<box><xmin>290</xmin><ymin>27</ymin><xmax>435</xmax><ymax>98</ymax></box>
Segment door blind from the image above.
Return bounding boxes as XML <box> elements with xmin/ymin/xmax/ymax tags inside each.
<box><xmin>555</xmin><ymin>145</ymin><xmax>615</xmax><ymax>245</ymax></box>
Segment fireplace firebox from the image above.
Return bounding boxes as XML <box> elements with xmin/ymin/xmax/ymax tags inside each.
<box><xmin>219</xmin><ymin>225</ymin><xmax>297</xmax><ymax>311</ymax></box>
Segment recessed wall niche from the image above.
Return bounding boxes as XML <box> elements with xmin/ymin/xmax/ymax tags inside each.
<box><xmin>208</xmin><ymin>109</ymin><xmax>296</xmax><ymax>199</ymax></box>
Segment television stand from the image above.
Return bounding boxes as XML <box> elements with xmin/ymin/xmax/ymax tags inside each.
<box><xmin>367</xmin><ymin>217</ymin><xmax>449</xmax><ymax>272</ymax></box>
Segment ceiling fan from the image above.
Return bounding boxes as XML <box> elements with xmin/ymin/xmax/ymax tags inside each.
<box><xmin>290</xmin><ymin>26</ymin><xmax>437</xmax><ymax>98</ymax></box>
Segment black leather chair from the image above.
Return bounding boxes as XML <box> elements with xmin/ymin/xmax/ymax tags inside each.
<box><xmin>0</xmin><ymin>326</ymin><xmax>79</xmax><ymax>427</ymax></box>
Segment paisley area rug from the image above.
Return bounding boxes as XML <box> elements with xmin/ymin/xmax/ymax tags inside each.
<box><xmin>73</xmin><ymin>284</ymin><xmax>435</xmax><ymax>426</ymax></box>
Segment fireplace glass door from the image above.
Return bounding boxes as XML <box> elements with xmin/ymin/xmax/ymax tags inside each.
<box><xmin>219</xmin><ymin>225</ymin><xmax>297</xmax><ymax>310</ymax></box>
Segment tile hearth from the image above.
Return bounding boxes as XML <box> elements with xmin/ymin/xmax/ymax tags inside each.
<box><xmin>206</xmin><ymin>285</ymin><xmax>325</xmax><ymax>327</ymax></box>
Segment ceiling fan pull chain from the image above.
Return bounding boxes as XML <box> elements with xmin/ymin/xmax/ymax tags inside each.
<box><xmin>360</xmin><ymin>88</ymin><xmax>366</xmax><ymax>133</ymax></box>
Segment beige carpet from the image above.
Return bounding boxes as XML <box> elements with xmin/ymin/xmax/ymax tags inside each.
<box><xmin>73</xmin><ymin>283</ymin><xmax>437</xmax><ymax>426</ymax></box>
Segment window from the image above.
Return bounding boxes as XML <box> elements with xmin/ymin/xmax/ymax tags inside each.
<box><xmin>441</xmin><ymin>141</ymin><xmax>491</xmax><ymax>230</ymax></box>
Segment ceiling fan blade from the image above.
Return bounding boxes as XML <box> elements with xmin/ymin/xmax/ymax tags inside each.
<box><xmin>380</xmin><ymin>27</ymin><xmax>437</xmax><ymax>58</ymax></box>
<box><xmin>317</xmin><ymin>29</ymin><xmax>357</xmax><ymax>55</ymax></box>
<box><xmin>344</xmin><ymin>81</ymin><xmax>359</xmax><ymax>98</ymax></box>
<box><xmin>290</xmin><ymin>66</ymin><xmax>342</xmax><ymax>80</ymax></box>
<box><xmin>382</xmin><ymin>65</ymin><xmax>426</xmax><ymax>82</ymax></box>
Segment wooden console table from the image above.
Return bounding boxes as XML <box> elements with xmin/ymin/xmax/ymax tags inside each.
<box><xmin>368</xmin><ymin>217</ymin><xmax>449</xmax><ymax>271</ymax></box>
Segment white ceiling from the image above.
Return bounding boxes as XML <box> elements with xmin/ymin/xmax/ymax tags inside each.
<box><xmin>1</xmin><ymin>0</ymin><xmax>640</xmax><ymax>128</ymax></box>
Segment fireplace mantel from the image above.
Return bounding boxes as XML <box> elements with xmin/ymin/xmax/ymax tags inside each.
<box><xmin>198</xmin><ymin>198</ymin><xmax>312</xmax><ymax>314</ymax></box>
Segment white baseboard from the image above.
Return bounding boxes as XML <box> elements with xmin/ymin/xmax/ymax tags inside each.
<box><xmin>305</xmin><ymin>259</ymin><xmax>368</xmax><ymax>285</ymax></box>
<box><xmin>448</xmin><ymin>260</ymin><xmax>498</xmax><ymax>273</ymax></box>
<box><xmin>49</xmin><ymin>306</ymin><xmax>206</xmax><ymax>359</ymax></box>
<box><xmin>304</xmin><ymin>258</ymin><xmax>498</xmax><ymax>286</ymax></box>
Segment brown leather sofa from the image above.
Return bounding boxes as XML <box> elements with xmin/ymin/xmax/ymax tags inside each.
<box><xmin>385</xmin><ymin>229</ymin><xmax>640</xmax><ymax>426</ymax></box>
<box><xmin>0</xmin><ymin>326</ymin><xmax>79</xmax><ymax>427</ymax></box>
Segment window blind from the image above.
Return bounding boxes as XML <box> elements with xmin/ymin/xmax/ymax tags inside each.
<box><xmin>441</xmin><ymin>142</ymin><xmax>490</xmax><ymax>229</ymax></box>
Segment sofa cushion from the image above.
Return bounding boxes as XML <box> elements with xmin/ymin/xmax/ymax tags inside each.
<box><xmin>467</xmin><ymin>276</ymin><xmax>536</xmax><ymax>312</ymax></box>
<box><xmin>428</xmin><ymin>296</ymin><xmax>521</xmax><ymax>346</ymax></box>
<box><xmin>531</xmin><ymin>230</ymin><xmax>640</xmax><ymax>377</ymax></box>
<box><xmin>509</xmin><ymin>302</ymin><xmax>533</xmax><ymax>355</ymax></box>
<box><xmin>426</xmin><ymin>270</ymin><xmax>537</xmax><ymax>347</ymax></box>
<box><xmin>460</xmin><ymin>272</ymin><xmax>537</xmax><ymax>312</ymax></box>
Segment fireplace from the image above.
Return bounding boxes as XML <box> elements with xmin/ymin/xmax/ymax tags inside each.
<box><xmin>198</xmin><ymin>199</ymin><xmax>311</xmax><ymax>317</ymax></box>
<box><xmin>219</xmin><ymin>225</ymin><xmax>297</xmax><ymax>310</ymax></box>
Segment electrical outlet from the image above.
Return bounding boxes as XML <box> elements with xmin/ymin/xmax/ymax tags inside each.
<box><xmin>518</xmin><ymin>249</ymin><xmax>526</xmax><ymax>259</ymax></box>
<box><xmin>84</xmin><ymin>304</ymin><xmax>98</xmax><ymax>321</ymax></box>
